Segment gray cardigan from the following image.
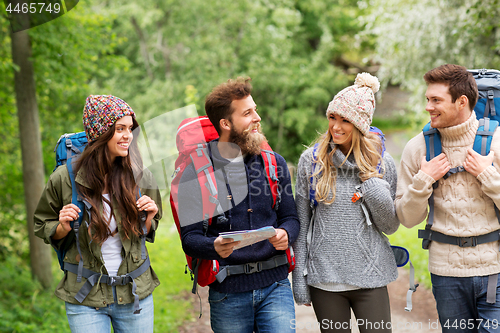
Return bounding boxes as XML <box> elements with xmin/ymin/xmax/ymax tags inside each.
<box><xmin>292</xmin><ymin>144</ymin><xmax>400</xmax><ymax>305</ymax></box>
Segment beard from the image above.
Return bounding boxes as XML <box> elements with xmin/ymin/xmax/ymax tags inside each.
<box><xmin>228</xmin><ymin>122</ymin><xmax>267</xmax><ymax>156</ymax></box>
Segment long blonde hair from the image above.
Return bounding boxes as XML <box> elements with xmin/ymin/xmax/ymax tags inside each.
<box><xmin>312</xmin><ymin>128</ymin><xmax>384</xmax><ymax>205</ymax></box>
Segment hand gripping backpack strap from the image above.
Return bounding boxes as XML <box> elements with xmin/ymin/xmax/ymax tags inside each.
<box><xmin>421</xmin><ymin>119</ymin><xmax>500</xmax><ymax>249</ymax></box>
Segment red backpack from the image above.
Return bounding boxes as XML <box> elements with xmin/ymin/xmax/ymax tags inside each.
<box><xmin>170</xmin><ymin>116</ymin><xmax>295</xmax><ymax>294</ymax></box>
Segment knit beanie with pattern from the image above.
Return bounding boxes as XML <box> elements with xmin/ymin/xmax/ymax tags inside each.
<box><xmin>326</xmin><ymin>73</ymin><xmax>380</xmax><ymax>135</ymax></box>
<box><xmin>83</xmin><ymin>95</ymin><xmax>136</xmax><ymax>142</ymax></box>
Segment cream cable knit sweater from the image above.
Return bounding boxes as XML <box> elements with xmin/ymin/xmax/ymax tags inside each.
<box><xmin>396</xmin><ymin>112</ymin><xmax>500</xmax><ymax>277</ymax></box>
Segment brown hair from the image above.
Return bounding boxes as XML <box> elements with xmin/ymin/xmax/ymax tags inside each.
<box><xmin>205</xmin><ymin>77</ymin><xmax>252</xmax><ymax>134</ymax></box>
<box><xmin>423</xmin><ymin>64</ymin><xmax>478</xmax><ymax>110</ymax></box>
<box><xmin>75</xmin><ymin>117</ymin><xmax>144</xmax><ymax>244</ymax></box>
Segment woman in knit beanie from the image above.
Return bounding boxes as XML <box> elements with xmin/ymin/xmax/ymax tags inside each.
<box><xmin>34</xmin><ymin>95</ymin><xmax>162</xmax><ymax>332</ymax></box>
<box><xmin>292</xmin><ymin>73</ymin><xmax>400</xmax><ymax>333</ymax></box>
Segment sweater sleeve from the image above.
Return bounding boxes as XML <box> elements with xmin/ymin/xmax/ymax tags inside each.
<box><xmin>292</xmin><ymin>148</ymin><xmax>313</xmax><ymax>305</ymax></box>
<box><xmin>395</xmin><ymin>135</ymin><xmax>435</xmax><ymax>228</ymax></box>
<box><xmin>360</xmin><ymin>152</ymin><xmax>400</xmax><ymax>235</ymax></box>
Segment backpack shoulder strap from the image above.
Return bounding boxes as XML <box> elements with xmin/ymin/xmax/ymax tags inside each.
<box><xmin>423</xmin><ymin>122</ymin><xmax>442</xmax><ymax>161</ymax></box>
<box><xmin>260</xmin><ymin>142</ymin><xmax>281</xmax><ymax>210</ymax></box>
<box><xmin>473</xmin><ymin>118</ymin><xmax>500</xmax><ymax>227</ymax></box>
<box><xmin>309</xmin><ymin>143</ymin><xmax>320</xmax><ymax>208</ymax></box>
<box><xmin>65</xmin><ymin>157</ymin><xmax>86</xmax><ymax>281</ymax></box>
<box><xmin>421</xmin><ymin>122</ymin><xmax>442</xmax><ymax>248</ymax></box>
<box><xmin>473</xmin><ymin>118</ymin><xmax>499</xmax><ymax>156</ymax></box>
<box><xmin>189</xmin><ymin>143</ymin><xmax>224</xmax><ymax>227</ymax></box>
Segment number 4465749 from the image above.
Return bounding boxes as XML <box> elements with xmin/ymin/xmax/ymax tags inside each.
<box><xmin>444</xmin><ymin>319</ymin><xmax>499</xmax><ymax>330</ymax></box>
<box><xmin>5</xmin><ymin>2</ymin><xmax>61</xmax><ymax>14</ymax></box>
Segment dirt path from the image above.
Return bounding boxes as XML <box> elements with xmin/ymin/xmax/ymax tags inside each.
<box><xmin>178</xmin><ymin>268</ymin><xmax>440</xmax><ymax>333</ymax></box>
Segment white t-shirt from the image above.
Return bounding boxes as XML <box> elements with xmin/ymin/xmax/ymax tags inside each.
<box><xmin>101</xmin><ymin>194</ymin><xmax>123</xmax><ymax>277</ymax></box>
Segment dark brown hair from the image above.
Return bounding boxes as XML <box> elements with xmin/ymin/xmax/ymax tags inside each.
<box><xmin>75</xmin><ymin>117</ymin><xmax>144</xmax><ymax>244</ymax></box>
<box><xmin>205</xmin><ymin>77</ymin><xmax>252</xmax><ymax>134</ymax></box>
<box><xmin>424</xmin><ymin>64</ymin><xmax>478</xmax><ymax>110</ymax></box>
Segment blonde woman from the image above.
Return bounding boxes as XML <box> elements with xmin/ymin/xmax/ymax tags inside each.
<box><xmin>292</xmin><ymin>73</ymin><xmax>400</xmax><ymax>333</ymax></box>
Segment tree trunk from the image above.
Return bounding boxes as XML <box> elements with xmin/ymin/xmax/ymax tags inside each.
<box><xmin>11</xmin><ymin>28</ymin><xmax>53</xmax><ymax>289</ymax></box>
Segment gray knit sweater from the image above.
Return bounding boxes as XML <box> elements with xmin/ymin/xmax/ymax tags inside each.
<box><xmin>292</xmin><ymin>144</ymin><xmax>400</xmax><ymax>305</ymax></box>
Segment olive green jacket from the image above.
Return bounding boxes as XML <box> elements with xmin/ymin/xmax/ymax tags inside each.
<box><xmin>34</xmin><ymin>165</ymin><xmax>162</xmax><ymax>308</ymax></box>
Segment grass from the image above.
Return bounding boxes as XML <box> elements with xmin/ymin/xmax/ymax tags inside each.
<box><xmin>0</xmin><ymin>214</ymin><xmax>193</xmax><ymax>333</ymax></box>
<box><xmin>149</xmin><ymin>224</ymin><xmax>194</xmax><ymax>333</ymax></box>
<box><xmin>388</xmin><ymin>221</ymin><xmax>432</xmax><ymax>289</ymax></box>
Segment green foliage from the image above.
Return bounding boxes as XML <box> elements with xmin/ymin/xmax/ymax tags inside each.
<box><xmin>0</xmin><ymin>0</ymin><xmax>130</xmax><ymax>260</ymax></box>
<box><xmin>90</xmin><ymin>0</ymin><xmax>368</xmax><ymax>164</ymax></box>
<box><xmin>388</xmin><ymin>222</ymin><xmax>431</xmax><ymax>289</ymax></box>
<box><xmin>361</xmin><ymin>0</ymin><xmax>500</xmax><ymax>122</ymax></box>
<box><xmin>0</xmin><ymin>257</ymin><xmax>69</xmax><ymax>332</ymax></box>
<box><xmin>0</xmin><ymin>218</ymin><xmax>193</xmax><ymax>333</ymax></box>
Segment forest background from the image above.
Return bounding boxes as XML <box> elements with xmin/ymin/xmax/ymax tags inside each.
<box><xmin>1</xmin><ymin>0</ymin><xmax>500</xmax><ymax>332</ymax></box>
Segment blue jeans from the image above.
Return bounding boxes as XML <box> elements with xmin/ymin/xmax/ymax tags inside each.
<box><xmin>208</xmin><ymin>278</ymin><xmax>295</xmax><ymax>333</ymax></box>
<box><xmin>431</xmin><ymin>274</ymin><xmax>500</xmax><ymax>333</ymax></box>
<box><xmin>65</xmin><ymin>291</ymin><xmax>154</xmax><ymax>333</ymax></box>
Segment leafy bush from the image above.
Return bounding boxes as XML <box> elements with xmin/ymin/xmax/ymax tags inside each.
<box><xmin>0</xmin><ymin>257</ymin><xmax>68</xmax><ymax>333</ymax></box>
<box><xmin>0</xmin><ymin>217</ymin><xmax>193</xmax><ymax>333</ymax></box>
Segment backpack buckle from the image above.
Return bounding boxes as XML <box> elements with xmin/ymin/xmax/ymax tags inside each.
<box><xmin>488</xmin><ymin>90</ymin><xmax>495</xmax><ymax>100</ymax></box>
<box><xmin>108</xmin><ymin>276</ymin><xmax>118</xmax><ymax>286</ymax></box>
<box><xmin>458</xmin><ymin>236</ymin><xmax>476</xmax><ymax>247</ymax></box>
<box><xmin>244</xmin><ymin>262</ymin><xmax>262</xmax><ymax>274</ymax></box>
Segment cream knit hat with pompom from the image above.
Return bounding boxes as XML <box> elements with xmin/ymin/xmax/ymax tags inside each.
<box><xmin>326</xmin><ymin>72</ymin><xmax>380</xmax><ymax>135</ymax></box>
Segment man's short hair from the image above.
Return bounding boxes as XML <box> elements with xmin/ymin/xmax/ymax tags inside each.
<box><xmin>424</xmin><ymin>64</ymin><xmax>478</xmax><ymax>110</ymax></box>
<box><xmin>205</xmin><ymin>77</ymin><xmax>252</xmax><ymax>134</ymax></box>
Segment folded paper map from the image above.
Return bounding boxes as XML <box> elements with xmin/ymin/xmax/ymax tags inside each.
<box><xmin>219</xmin><ymin>226</ymin><xmax>277</xmax><ymax>250</ymax></box>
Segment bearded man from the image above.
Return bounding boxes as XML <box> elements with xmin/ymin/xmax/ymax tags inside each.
<box><xmin>177</xmin><ymin>77</ymin><xmax>300</xmax><ymax>332</ymax></box>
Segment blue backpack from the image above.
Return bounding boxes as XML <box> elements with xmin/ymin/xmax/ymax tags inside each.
<box><xmin>307</xmin><ymin>127</ymin><xmax>418</xmax><ymax>311</ymax></box>
<box><xmin>53</xmin><ymin>132</ymin><xmax>88</xmax><ymax>272</ymax></box>
<box><xmin>469</xmin><ymin>69</ymin><xmax>500</xmax><ymax>121</ymax></box>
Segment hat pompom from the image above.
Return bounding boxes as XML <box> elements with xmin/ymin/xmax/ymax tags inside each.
<box><xmin>354</xmin><ymin>72</ymin><xmax>380</xmax><ymax>93</ymax></box>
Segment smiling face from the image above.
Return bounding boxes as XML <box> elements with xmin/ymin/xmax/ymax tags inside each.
<box><xmin>228</xmin><ymin>95</ymin><xmax>261</xmax><ymax>135</ymax></box>
<box><xmin>107</xmin><ymin>115</ymin><xmax>134</xmax><ymax>162</ymax></box>
<box><xmin>223</xmin><ymin>95</ymin><xmax>266</xmax><ymax>155</ymax></box>
<box><xmin>425</xmin><ymin>83</ymin><xmax>471</xmax><ymax>128</ymax></box>
<box><xmin>328</xmin><ymin>113</ymin><xmax>354</xmax><ymax>155</ymax></box>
